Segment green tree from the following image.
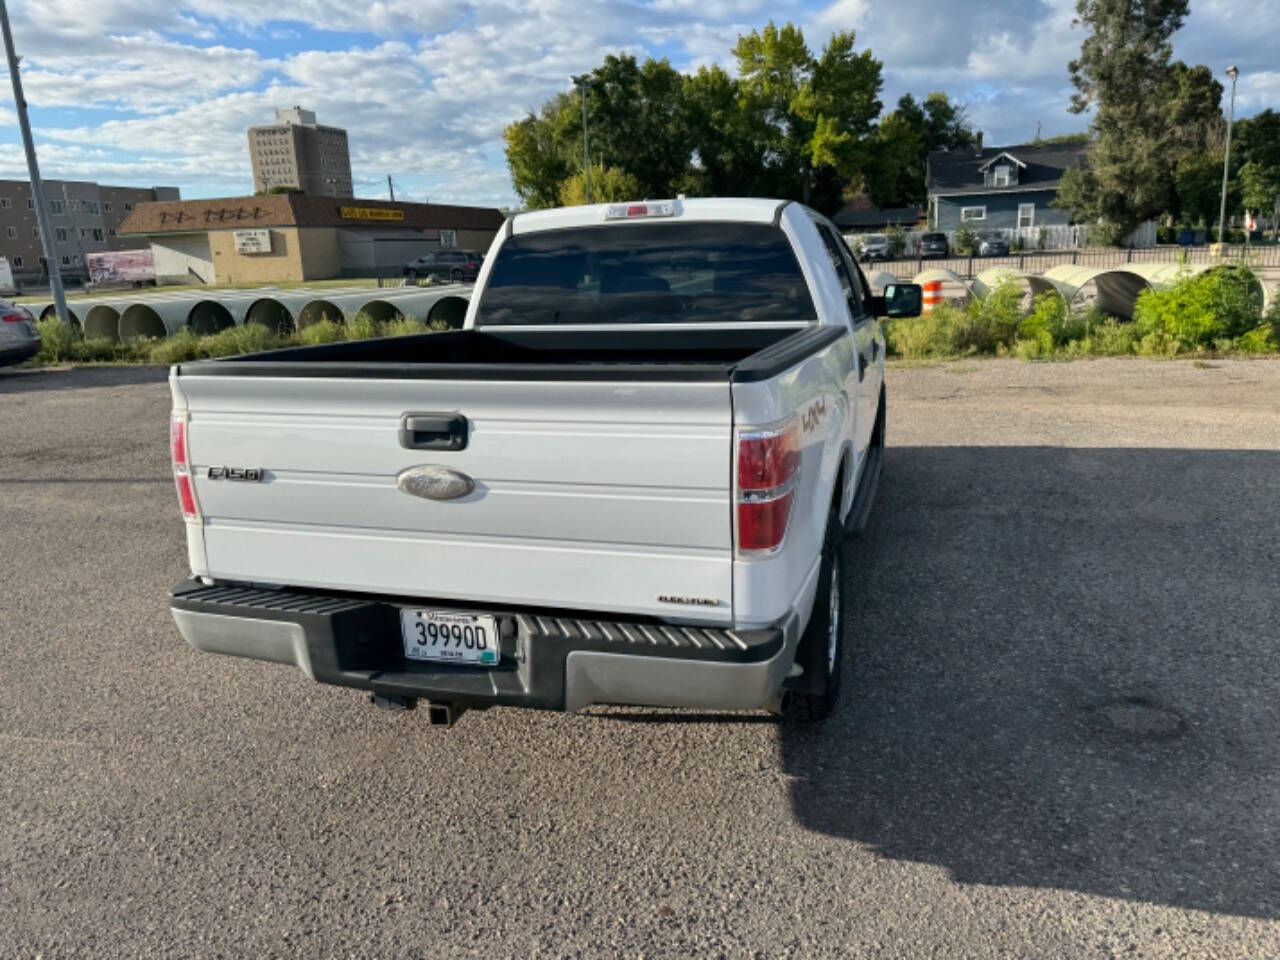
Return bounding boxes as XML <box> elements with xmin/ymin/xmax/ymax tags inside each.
<box><xmin>1174</xmin><ymin>153</ymin><xmax>1226</xmax><ymax>227</ymax></box>
<box><xmin>868</xmin><ymin>91</ymin><xmax>974</xmax><ymax>207</ymax></box>
<box><xmin>557</xmin><ymin>163</ymin><xmax>641</xmax><ymax>205</ymax></box>
<box><xmin>582</xmin><ymin>55</ymin><xmax>693</xmax><ymax>200</ymax></box>
<box><xmin>504</xmin><ymin>94</ymin><xmax>579</xmax><ymax>209</ymax></box>
<box><xmin>1058</xmin><ymin>0</ymin><xmax>1223</xmax><ymax>243</ymax></box>
<box><xmin>1239</xmin><ymin>161</ymin><xmax>1280</xmax><ymax>239</ymax></box>
<box><xmin>682</xmin><ymin>64</ymin><xmax>766</xmax><ymax>197</ymax></box>
<box><xmin>733</xmin><ymin>21</ymin><xmax>882</xmax><ymax>210</ymax></box>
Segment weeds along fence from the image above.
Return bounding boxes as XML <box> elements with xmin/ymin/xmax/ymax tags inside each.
<box><xmin>849</xmin><ymin>243</ymin><xmax>1280</xmax><ymax>282</ymax></box>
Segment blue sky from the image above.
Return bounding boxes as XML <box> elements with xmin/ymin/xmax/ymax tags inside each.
<box><xmin>2</xmin><ymin>0</ymin><xmax>1276</xmax><ymax>207</ymax></box>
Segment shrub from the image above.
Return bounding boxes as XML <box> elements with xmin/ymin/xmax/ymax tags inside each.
<box><xmin>1133</xmin><ymin>265</ymin><xmax>1262</xmax><ymax>349</ymax></box>
<box><xmin>347</xmin><ymin>311</ymin><xmax>383</xmax><ymax>340</ymax></box>
<box><xmin>1021</xmin><ymin>293</ymin><xmax>1067</xmax><ymax>344</ymax></box>
<box><xmin>959</xmin><ymin>280</ymin><xmax>1024</xmax><ymax>353</ymax></box>
<box><xmin>200</xmin><ymin>323</ymin><xmax>283</xmax><ymax>358</ymax></box>
<box><xmin>34</xmin><ymin>317</ymin><xmax>80</xmax><ymax>363</ymax></box>
<box><xmin>385</xmin><ymin>316</ymin><xmax>429</xmax><ymax>337</ymax></box>
<box><xmin>885</xmin><ymin>225</ymin><xmax>906</xmax><ymax>257</ymax></box>
<box><xmin>954</xmin><ymin>226</ymin><xmax>978</xmax><ymax>255</ymax></box>
<box><xmin>148</xmin><ymin>329</ymin><xmax>202</xmax><ymax>365</ymax></box>
<box><xmin>884</xmin><ymin>305</ymin><xmax>956</xmax><ymax>359</ymax></box>
<box><xmin>297</xmin><ymin>319</ymin><xmax>346</xmax><ymax>345</ymax></box>
<box><xmin>1235</xmin><ymin>325</ymin><xmax>1279</xmax><ymax>354</ymax></box>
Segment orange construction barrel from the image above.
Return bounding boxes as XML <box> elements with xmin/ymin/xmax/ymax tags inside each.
<box><xmin>922</xmin><ymin>280</ymin><xmax>944</xmax><ymax>313</ymax></box>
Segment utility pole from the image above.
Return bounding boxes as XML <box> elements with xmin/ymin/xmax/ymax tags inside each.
<box><xmin>0</xmin><ymin>0</ymin><xmax>68</xmax><ymax>323</ymax></box>
<box><xmin>387</xmin><ymin>174</ymin><xmax>395</xmax><ymax>202</ymax></box>
<box><xmin>1218</xmin><ymin>65</ymin><xmax>1239</xmax><ymax>245</ymax></box>
<box><xmin>571</xmin><ymin>74</ymin><xmax>591</xmax><ymax>204</ymax></box>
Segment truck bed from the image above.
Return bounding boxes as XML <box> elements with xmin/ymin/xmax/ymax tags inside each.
<box><xmin>175</xmin><ymin>325</ymin><xmax>844</xmax><ymax>383</ymax></box>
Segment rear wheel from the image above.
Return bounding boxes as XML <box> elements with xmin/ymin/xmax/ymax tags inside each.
<box><xmin>450</xmin><ymin>268</ymin><xmax>464</xmax><ymax>283</ymax></box>
<box><xmin>783</xmin><ymin>513</ymin><xmax>847</xmax><ymax>723</ymax></box>
<box><xmin>405</xmin><ymin>268</ymin><xmax>418</xmax><ymax>282</ymax></box>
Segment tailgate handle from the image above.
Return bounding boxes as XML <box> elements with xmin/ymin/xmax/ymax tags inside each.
<box><xmin>400</xmin><ymin>413</ymin><xmax>468</xmax><ymax>451</ymax></box>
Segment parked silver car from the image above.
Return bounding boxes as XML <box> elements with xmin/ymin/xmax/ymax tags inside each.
<box><xmin>0</xmin><ymin>299</ymin><xmax>40</xmax><ymax>367</ymax></box>
<box><xmin>857</xmin><ymin>233</ymin><xmax>893</xmax><ymax>262</ymax></box>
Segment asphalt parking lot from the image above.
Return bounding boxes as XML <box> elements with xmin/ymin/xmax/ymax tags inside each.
<box><xmin>2</xmin><ymin>358</ymin><xmax>1279</xmax><ymax>958</ymax></box>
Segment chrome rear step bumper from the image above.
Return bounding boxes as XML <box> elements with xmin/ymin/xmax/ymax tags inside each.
<box><xmin>170</xmin><ymin>579</ymin><xmax>797</xmax><ymax>714</ymax></box>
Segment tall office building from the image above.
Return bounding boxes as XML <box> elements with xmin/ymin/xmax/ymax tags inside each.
<box><xmin>0</xmin><ymin>179</ymin><xmax>179</xmax><ymax>285</ymax></box>
<box><xmin>248</xmin><ymin>106</ymin><xmax>353</xmax><ymax>198</ymax></box>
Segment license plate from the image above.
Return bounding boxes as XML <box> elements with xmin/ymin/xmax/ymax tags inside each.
<box><xmin>401</xmin><ymin>609</ymin><xmax>499</xmax><ymax>666</ymax></box>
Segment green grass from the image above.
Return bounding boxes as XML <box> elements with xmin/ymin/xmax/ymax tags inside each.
<box><xmin>30</xmin><ymin>311</ymin><xmax>453</xmax><ymax>367</ymax></box>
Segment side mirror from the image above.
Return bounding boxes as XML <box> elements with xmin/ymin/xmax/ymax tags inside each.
<box><xmin>877</xmin><ymin>282</ymin><xmax>922</xmax><ymax>318</ymax></box>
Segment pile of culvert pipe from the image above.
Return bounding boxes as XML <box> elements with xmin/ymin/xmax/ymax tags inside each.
<box><xmin>296</xmin><ymin>297</ymin><xmax>347</xmax><ymax>329</ymax></box>
<box><xmin>865</xmin><ymin>270</ymin><xmax>899</xmax><ymax>294</ymax></box>
<box><xmin>84</xmin><ymin>303</ymin><xmax>123</xmax><ymax>341</ymax></box>
<box><xmin>119</xmin><ymin>299</ymin><xmax>194</xmax><ymax>340</ymax></box>
<box><xmin>1042</xmin><ymin>264</ymin><xmax>1152</xmax><ymax>320</ymax></box>
<box><xmin>367</xmin><ymin>288</ymin><xmax>472</xmax><ymax>329</ymax></box>
<box><xmin>911</xmin><ymin>267</ymin><xmax>971</xmax><ymax>307</ymax></box>
<box><xmin>186</xmin><ymin>300</ymin><xmax>238</xmax><ymax>335</ymax></box>
<box><xmin>243</xmin><ymin>293</ymin><xmax>311</xmax><ymax>333</ymax></box>
<box><xmin>1129</xmin><ymin>262</ymin><xmax>1266</xmax><ymax>314</ymax></box>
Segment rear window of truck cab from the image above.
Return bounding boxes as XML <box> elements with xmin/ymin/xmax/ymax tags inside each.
<box><xmin>474</xmin><ymin>222</ymin><xmax>817</xmax><ymax>326</ymax></box>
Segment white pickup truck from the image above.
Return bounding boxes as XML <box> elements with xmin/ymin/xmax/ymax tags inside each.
<box><xmin>167</xmin><ymin>198</ymin><xmax>920</xmax><ymax>724</ymax></box>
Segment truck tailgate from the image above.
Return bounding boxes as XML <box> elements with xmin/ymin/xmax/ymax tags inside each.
<box><xmin>173</xmin><ymin>374</ymin><xmax>734</xmax><ymax>624</ymax></box>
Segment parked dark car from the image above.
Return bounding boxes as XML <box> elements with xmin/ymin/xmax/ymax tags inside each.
<box><xmin>977</xmin><ymin>232</ymin><xmax>1010</xmax><ymax>257</ymax></box>
<box><xmin>403</xmin><ymin>250</ymin><xmax>483</xmax><ymax>283</ymax></box>
<box><xmin>919</xmin><ymin>232</ymin><xmax>949</xmax><ymax>258</ymax></box>
<box><xmin>0</xmin><ymin>299</ymin><xmax>40</xmax><ymax>367</ymax></box>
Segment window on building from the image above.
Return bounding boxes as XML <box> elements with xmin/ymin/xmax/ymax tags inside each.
<box><xmin>108</xmin><ymin>228</ymin><xmax>116</xmax><ymax>237</ymax></box>
<box><xmin>0</xmin><ymin>197</ymin><xmax>10</xmax><ymax>209</ymax></box>
<box><xmin>960</xmin><ymin>206</ymin><xmax>987</xmax><ymax>222</ymax></box>
<box><xmin>104</xmin><ymin>201</ymin><xmax>112</xmax><ymax>212</ymax></box>
<box><xmin>123</xmin><ymin>202</ymin><xmax>133</xmax><ymax>211</ymax></box>
<box><xmin>12</xmin><ymin>255</ymin><xmax>21</xmax><ymax>268</ymax></box>
<box><xmin>49</xmin><ymin>199</ymin><xmax>64</xmax><ymax>215</ymax></box>
<box><xmin>73</xmin><ymin>254</ymin><xmax>81</xmax><ymax>265</ymax></box>
<box><xmin>60</xmin><ymin>254</ymin><xmax>71</xmax><ymax>265</ymax></box>
<box><xmin>91</xmin><ymin>228</ymin><xmax>104</xmax><ymax>242</ymax></box>
<box><xmin>32</xmin><ymin>227</ymin><xmax>39</xmax><ymax>238</ymax></box>
<box><xmin>56</xmin><ymin>227</ymin><xmax>69</xmax><ymax>242</ymax></box>
<box><xmin>1017</xmin><ymin>203</ymin><xmax>1035</xmax><ymax>230</ymax></box>
<box><xmin>5</xmin><ymin>226</ymin><xmax>15</xmax><ymax>239</ymax></box>
<box><xmin>992</xmin><ymin>165</ymin><xmax>1011</xmax><ymax>187</ymax></box>
<box><xmin>26</xmin><ymin>197</ymin><xmax>34</xmax><ymax>209</ymax></box>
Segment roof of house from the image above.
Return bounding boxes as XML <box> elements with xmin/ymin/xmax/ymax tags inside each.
<box><xmin>831</xmin><ymin>205</ymin><xmax>922</xmax><ymax>229</ymax></box>
<box><xmin>927</xmin><ymin>142</ymin><xmax>1089</xmax><ymax>197</ymax></box>
<box><xmin>118</xmin><ymin>194</ymin><xmax>506</xmax><ymax>235</ymax></box>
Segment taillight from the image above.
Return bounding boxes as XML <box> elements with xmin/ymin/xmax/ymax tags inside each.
<box><xmin>1</xmin><ymin>312</ymin><xmax>26</xmax><ymax>323</ymax></box>
<box><xmin>736</xmin><ymin>420</ymin><xmax>800</xmax><ymax>555</ymax></box>
<box><xmin>171</xmin><ymin>412</ymin><xmax>199</xmax><ymax>521</ymax></box>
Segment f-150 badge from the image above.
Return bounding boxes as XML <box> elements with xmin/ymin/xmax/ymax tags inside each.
<box><xmin>397</xmin><ymin>465</ymin><xmax>475</xmax><ymax>501</ymax></box>
<box><xmin>208</xmin><ymin>466</ymin><xmax>263</xmax><ymax>481</ymax></box>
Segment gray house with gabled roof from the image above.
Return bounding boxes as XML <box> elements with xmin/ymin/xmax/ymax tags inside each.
<box><xmin>926</xmin><ymin>141</ymin><xmax>1089</xmax><ymax>232</ymax></box>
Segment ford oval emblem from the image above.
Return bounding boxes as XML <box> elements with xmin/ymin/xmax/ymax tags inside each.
<box><xmin>397</xmin><ymin>465</ymin><xmax>475</xmax><ymax>501</ymax></box>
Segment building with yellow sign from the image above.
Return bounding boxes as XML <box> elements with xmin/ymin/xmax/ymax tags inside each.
<box><xmin>118</xmin><ymin>194</ymin><xmax>504</xmax><ymax>285</ymax></box>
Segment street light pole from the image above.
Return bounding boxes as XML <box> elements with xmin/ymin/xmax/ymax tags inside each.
<box><xmin>571</xmin><ymin>74</ymin><xmax>591</xmax><ymax>204</ymax></box>
<box><xmin>1218</xmin><ymin>65</ymin><xmax>1239</xmax><ymax>245</ymax></box>
<box><xmin>0</xmin><ymin>0</ymin><xmax>68</xmax><ymax>324</ymax></box>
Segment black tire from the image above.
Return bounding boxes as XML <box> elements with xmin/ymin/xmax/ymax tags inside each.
<box><xmin>450</xmin><ymin>268</ymin><xmax>463</xmax><ymax>283</ymax></box>
<box><xmin>405</xmin><ymin>268</ymin><xmax>418</xmax><ymax>282</ymax></box>
<box><xmin>783</xmin><ymin>513</ymin><xmax>847</xmax><ymax>723</ymax></box>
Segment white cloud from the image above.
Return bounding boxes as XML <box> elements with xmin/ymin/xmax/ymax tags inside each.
<box><xmin>0</xmin><ymin>0</ymin><xmax>1272</xmax><ymax>207</ymax></box>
